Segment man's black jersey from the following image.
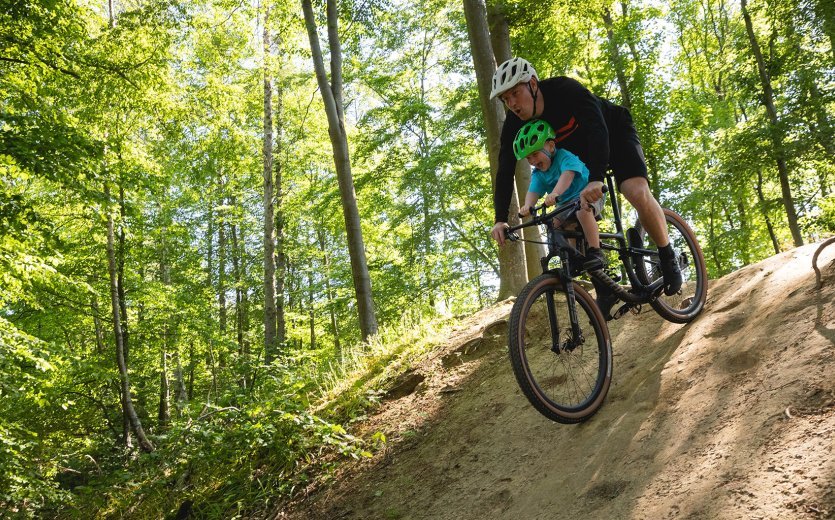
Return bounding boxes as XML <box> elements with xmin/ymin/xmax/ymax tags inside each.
<box><xmin>494</xmin><ymin>76</ymin><xmax>622</xmax><ymax>223</ymax></box>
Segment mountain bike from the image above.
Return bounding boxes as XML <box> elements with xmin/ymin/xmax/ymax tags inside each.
<box><xmin>503</xmin><ymin>173</ymin><xmax>707</xmax><ymax>423</ymax></box>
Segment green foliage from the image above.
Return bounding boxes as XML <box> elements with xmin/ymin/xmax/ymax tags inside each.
<box><xmin>0</xmin><ymin>0</ymin><xmax>833</xmax><ymax>516</ymax></box>
<box><xmin>0</xmin><ymin>318</ymin><xmax>69</xmax><ymax>517</ymax></box>
<box><xmin>67</xmin><ymin>369</ymin><xmax>371</xmax><ymax>519</ymax></box>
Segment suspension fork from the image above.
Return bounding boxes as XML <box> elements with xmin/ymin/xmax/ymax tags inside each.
<box><xmin>545</xmin><ymin>285</ymin><xmax>561</xmax><ymax>353</ymax></box>
<box><xmin>559</xmin><ymin>250</ymin><xmax>583</xmax><ymax>349</ymax></box>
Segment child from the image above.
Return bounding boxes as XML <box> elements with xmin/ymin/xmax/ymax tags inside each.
<box><xmin>514</xmin><ymin>119</ymin><xmax>605</xmax><ymax>265</ymax></box>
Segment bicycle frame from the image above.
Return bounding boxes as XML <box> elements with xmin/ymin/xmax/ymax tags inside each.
<box><xmin>506</xmin><ymin>174</ymin><xmax>666</xmax><ymax>344</ymax></box>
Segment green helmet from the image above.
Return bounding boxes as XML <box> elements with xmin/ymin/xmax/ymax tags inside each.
<box><xmin>513</xmin><ymin>119</ymin><xmax>556</xmax><ymax>160</ymax></box>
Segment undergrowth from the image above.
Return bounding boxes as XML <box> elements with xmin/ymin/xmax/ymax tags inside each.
<box><xmin>49</xmin><ymin>314</ymin><xmax>456</xmax><ymax>519</ymax></box>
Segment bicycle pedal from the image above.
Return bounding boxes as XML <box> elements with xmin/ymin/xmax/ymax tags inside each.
<box><xmin>611</xmin><ymin>303</ymin><xmax>632</xmax><ymax>320</ymax></box>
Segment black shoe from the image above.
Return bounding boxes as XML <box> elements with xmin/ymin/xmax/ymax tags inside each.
<box><xmin>590</xmin><ymin>276</ymin><xmax>619</xmax><ymax>321</ymax></box>
<box><xmin>659</xmin><ymin>245</ymin><xmax>683</xmax><ymax>296</ymax></box>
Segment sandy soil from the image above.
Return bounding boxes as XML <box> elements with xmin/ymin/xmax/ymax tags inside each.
<box><xmin>275</xmin><ymin>241</ymin><xmax>835</xmax><ymax>520</ymax></box>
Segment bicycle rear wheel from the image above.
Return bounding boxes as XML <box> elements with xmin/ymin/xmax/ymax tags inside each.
<box><xmin>508</xmin><ymin>274</ymin><xmax>612</xmax><ymax>424</ymax></box>
<box><xmin>634</xmin><ymin>208</ymin><xmax>708</xmax><ymax>323</ymax></box>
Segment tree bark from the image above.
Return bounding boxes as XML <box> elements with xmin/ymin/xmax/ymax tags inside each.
<box><xmin>708</xmin><ymin>198</ymin><xmax>724</xmax><ymax>274</ymax></box>
<box><xmin>158</xmin><ymin>221</ymin><xmax>171</xmax><ymax>429</ymax></box>
<box><xmin>263</xmin><ymin>2</ymin><xmax>279</xmax><ymax>362</ymax></box>
<box><xmin>105</xmin><ymin>185</ymin><xmax>154</xmax><ymax>453</ymax></box>
<box><xmin>603</xmin><ymin>9</ymin><xmax>633</xmax><ymax>111</ymax></box>
<box><xmin>317</xmin><ymin>226</ymin><xmax>340</xmax><ymax>354</ymax></box>
<box><xmin>755</xmin><ymin>170</ymin><xmax>781</xmax><ymax>254</ymax></box>
<box><xmin>218</xmin><ymin>191</ymin><xmax>227</xmax><ymax>338</ymax></box>
<box><xmin>741</xmin><ymin>0</ymin><xmax>803</xmax><ymax>247</ymax></box>
<box><xmin>487</xmin><ymin>1</ymin><xmax>544</xmax><ymax>281</ymax></box>
<box><xmin>813</xmin><ymin>0</ymin><xmax>835</xmax><ymax>66</ymax></box>
<box><xmin>157</xmin><ymin>348</ymin><xmax>170</xmax><ymax>429</ymax></box>
<box><xmin>308</xmin><ymin>254</ymin><xmax>315</xmax><ymax>350</ymax></box>
<box><xmin>302</xmin><ymin>0</ymin><xmax>379</xmax><ymax>340</ymax></box>
<box><xmin>90</xmin><ymin>274</ymin><xmax>105</xmax><ymax>354</ymax></box>
<box><xmin>117</xmin><ymin>185</ymin><xmax>129</xmax><ymax>364</ymax></box>
<box><xmin>274</xmin><ymin>48</ymin><xmax>287</xmax><ymax>355</ymax></box>
<box><xmin>463</xmin><ymin>0</ymin><xmax>527</xmax><ymax>299</ymax></box>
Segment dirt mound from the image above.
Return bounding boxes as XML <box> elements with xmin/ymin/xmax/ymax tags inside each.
<box><xmin>278</xmin><ymin>242</ymin><xmax>835</xmax><ymax>520</ymax></box>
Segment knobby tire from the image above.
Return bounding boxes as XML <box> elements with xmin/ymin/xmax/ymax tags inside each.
<box><xmin>508</xmin><ymin>274</ymin><xmax>613</xmax><ymax>424</ymax></box>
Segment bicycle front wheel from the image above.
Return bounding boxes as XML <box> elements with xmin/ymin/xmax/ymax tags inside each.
<box><xmin>508</xmin><ymin>274</ymin><xmax>612</xmax><ymax>424</ymax></box>
<box><xmin>634</xmin><ymin>208</ymin><xmax>708</xmax><ymax>323</ymax></box>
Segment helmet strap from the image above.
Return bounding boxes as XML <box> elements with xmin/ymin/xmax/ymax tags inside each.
<box><xmin>528</xmin><ymin>80</ymin><xmax>540</xmax><ymax>117</ymax></box>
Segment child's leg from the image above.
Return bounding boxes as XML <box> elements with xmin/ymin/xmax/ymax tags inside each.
<box><xmin>578</xmin><ymin>210</ymin><xmax>600</xmax><ymax>249</ymax></box>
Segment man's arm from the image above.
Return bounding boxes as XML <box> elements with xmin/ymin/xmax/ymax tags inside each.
<box><xmin>562</xmin><ymin>78</ymin><xmax>609</xmax><ymax>183</ymax></box>
<box><xmin>493</xmin><ymin>115</ymin><xmax>519</xmax><ymax>223</ymax></box>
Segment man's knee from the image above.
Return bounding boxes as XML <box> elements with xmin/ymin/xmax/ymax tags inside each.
<box><xmin>620</xmin><ymin>177</ymin><xmax>655</xmax><ymax>210</ymax></box>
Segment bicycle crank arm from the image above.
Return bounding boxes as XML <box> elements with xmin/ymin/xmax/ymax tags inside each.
<box><xmin>587</xmin><ymin>268</ymin><xmax>651</xmax><ymax>304</ymax></box>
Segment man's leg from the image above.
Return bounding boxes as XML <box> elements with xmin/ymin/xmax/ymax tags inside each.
<box><xmin>619</xmin><ymin>177</ymin><xmax>668</xmax><ymax>247</ymax></box>
<box><xmin>619</xmin><ymin>177</ymin><xmax>682</xmax><ymax>295</ymax></box>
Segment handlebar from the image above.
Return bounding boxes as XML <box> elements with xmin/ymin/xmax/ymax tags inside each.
<box><xmin>505</xmin><ymin>186</ymin><xmax>608</xmax><ymax>241</ymax></box>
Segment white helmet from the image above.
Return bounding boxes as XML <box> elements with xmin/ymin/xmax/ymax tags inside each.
<box><xmin>490</xmin><ymin>57</ymin><xmax>537</xmax><ymax>100</ymax></box>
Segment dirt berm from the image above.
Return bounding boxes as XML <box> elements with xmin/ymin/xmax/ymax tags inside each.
<box><xmin>279</xmin><ymin>242</ymin><xmax>835</xmax><ymax>520</ymax></box>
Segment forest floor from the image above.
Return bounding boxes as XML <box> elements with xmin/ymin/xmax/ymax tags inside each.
<box><xmin>274</xmin><ymin>241</ymin><xmax>835</xmax><ymax>520</ymax></box>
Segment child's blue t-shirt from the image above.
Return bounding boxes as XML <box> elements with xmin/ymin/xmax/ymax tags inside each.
<box><xmin>528</xmin><ymin>148</ymin><xmax>590</xmax><ymax>202</ymax></box>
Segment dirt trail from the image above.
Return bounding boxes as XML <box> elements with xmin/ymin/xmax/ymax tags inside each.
<box><xmin>279</xmin><ymin>242</ymin><xmax>835</xmax><ymax>520</ymax></box>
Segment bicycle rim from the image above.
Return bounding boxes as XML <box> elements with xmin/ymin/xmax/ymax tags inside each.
<box><xmin>508</xmin><ymin>275</ymin><xmax>612</xmax><ymax>423</ymax></box>
<box><xmin>635</xmin><ymin>209</ymin><xmax>708</xmax><ymax>323</ymax></box>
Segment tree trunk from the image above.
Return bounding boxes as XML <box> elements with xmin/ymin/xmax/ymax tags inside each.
<box><xmin>302</xmin><ymin>0</ymin><xmax>379</xmax><ymax>340</ymax></box>
<box><xmin>487</xmin><ymin>1</ymin><xmax>545</xmax><ymax>281</ymax></box>
<box><xmin>207</xmin><ymin>198</ymin><xmax>214</xmax><ymax>290</ymax></box>
<box><xmin>90</xmin><ymin>275</ymin><xmax>105</xmax><ymax>354</ymax></box>
<box><xmin>230</xmin><ymin>211</ymin><xmax>243</xmax><ymax>356</ymax></box>
<box><xmin>263</xmin><ymin>3</ymin><xmax>279</xmax><ymax>362</ymax></box>
<box><xmin>708</xmin><ymin>198</ymin><xmax>723</xmax><ymax>274</ymax></box>
<box><xmin>308</xmin><ymin>257</ymin><xmax>315</xmax><ymax>350</ymax></box>
<box><xmin>737</xmin><ymin>200</ymin><xmax>751</xmax><ymax>265</ymax></box>
<box><xmin>158</xmin><ymin>222</ymin><xmax>171</xmax><ymax>430</ymax></box>
<box><xmin>741</xmin><ymin>0</ymin><xmax>803</xmax><ymax>247</ymax></box>
<box><xmin>755</xmin><ymin>170</ymin><xmax>781</xmax><ymax>254</ymax></box>
<box><xmin>157</xmin><ymin>349</ymin><xmax>170</xmax><ymax>429</ymax></box>
<box><xmin>813</xmin><ymin>0</ymin><xmax>835</xmax><ymax>66</ymax></box>
<box><xmin>218</xmin><ymin>195</ymin><xmax>227</xmax><ymax>338</ymax></box>
<box><xmin>187</xmin><ymin>341</ymin><xmax>195</xmax><ymax>401</ymax></box>
<box><xmin>274</xmin><ymin>49</ymin><xmax>287</xmax><ymax>355</ymax></box>
<box><xmin>174</xmin><ymin>350</ymin><xmax>188</xmax><ymax>413</ymax></box>
<box><xmin>117</xmin><ymin>185</ymin><xmax>129</xmax><ymax>364</ymax></box>
<box><xmin>105</xmin><ymin>185</ymin><xmax>154</xmax><ymax>453</ymax></box>
<box><xmin>463</xmin><ymin>0</ymin><xmax>527</xmax><ymax>299</ymax></box>
<box><xmin>602</xmin><ymin>9</ymin><xmax>633</xmax><ymax>111</ymax></box>
<box><xmin>317</xmin><ymin>226</ymin><xmax>340</xmax><ymax>354</ymax></box>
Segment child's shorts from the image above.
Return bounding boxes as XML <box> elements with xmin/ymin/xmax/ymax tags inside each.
<box><xmin>586</xmin><ymin>195</ymin><xmax>605</xmax><ymax>218</ymax></box>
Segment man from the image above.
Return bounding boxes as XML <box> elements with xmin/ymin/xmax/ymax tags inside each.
<box><xmin>488</xmin><ymin>57</ymin><xmax>681</xmax><ymax>319</ymax></box>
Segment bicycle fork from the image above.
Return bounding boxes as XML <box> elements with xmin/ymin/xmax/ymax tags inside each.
<box><xmin>544</xmin><ymin>250</ymin><xmax>584</xmax><ymax>354</ymax></box>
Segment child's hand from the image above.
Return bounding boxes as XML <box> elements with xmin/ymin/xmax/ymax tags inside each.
<box><xmin>544</xmin><ymin>192</ymin><xmax>558</xmax><ymax>207</ymax></box>
<box><xmin>518</xmin><ymin>204</ymin><xmax>532</xmax><ymax>217</ymax></box>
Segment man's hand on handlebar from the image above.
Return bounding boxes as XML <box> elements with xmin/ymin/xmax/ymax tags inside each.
<box><xmin>491</xmin><ymin>222</ymin><xmax>510</xmax><ymax>246</ymax></box>
<box><xmin>518</xmin><ymin>204</ymin><xmax>533</xmax><ymax>218</ymax></box>
<box><xmin>580</xmin><ymin>181</ymin><xmax>605</xmax><ymax>210</ymax></box>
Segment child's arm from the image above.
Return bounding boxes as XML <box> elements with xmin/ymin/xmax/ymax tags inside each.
<box><xmin>519</xmin><ymin>191</ymin><xmax>541</xmax><ymax>217</ymax></box>
<box><xmin>544</xmin><ymin>170</ymin><xmax>576</xmax><ymax>207</ymax></box>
